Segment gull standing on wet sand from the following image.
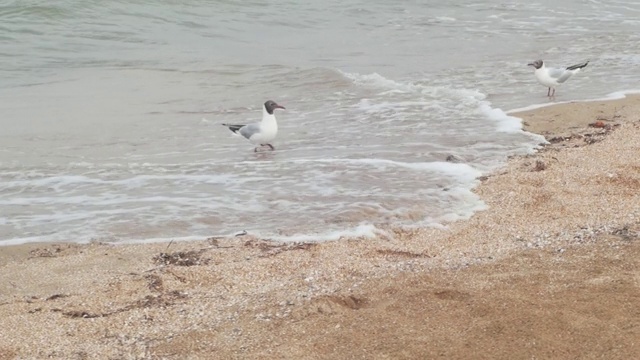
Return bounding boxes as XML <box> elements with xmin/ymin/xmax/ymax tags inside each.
<box><xmin>528</xmin><ymin>60</ymin><xmax>589</xmax><ymax>97</ymax></box>
<box><xmin>222</xmin><ymin>100</ymin><xmax>285</xmax><ymax>152</ymax></box>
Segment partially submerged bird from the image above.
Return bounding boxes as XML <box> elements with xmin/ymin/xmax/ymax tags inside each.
<box><xmin>222</xmin><ymin>100</ymin><xmax>285</xmax><ymax>152</ymax></box>
<box><xmin>528</xmin><ymin>59</ymin><xmax>589</xmax><ymax>97</ymax></box>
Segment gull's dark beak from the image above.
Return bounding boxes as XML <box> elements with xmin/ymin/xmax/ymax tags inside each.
<box><xmin>527</xmin><ymin>63</ymin><xmax>534</xmax><ymax>66</ymax></box>
<box><xmin>275</xmin><ymin>104</ymin><xmax>285</xmax><ymax>110</ymax></box>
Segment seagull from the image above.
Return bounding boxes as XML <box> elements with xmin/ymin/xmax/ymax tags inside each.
<box><xmin>222</xmin><ymin>100</ymin><xmax>285</xmax><ymax>152</ymax></box>
<box><xmin>528</xmin><ymin>60</ymin><xmax>589</xmax><ymax>97</ymax></box>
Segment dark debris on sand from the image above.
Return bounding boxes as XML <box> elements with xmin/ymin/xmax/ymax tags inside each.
<box><xmin>152</xmin><ymin>250</ymin><xmax>209</xmax><ymax>266</ymax></box>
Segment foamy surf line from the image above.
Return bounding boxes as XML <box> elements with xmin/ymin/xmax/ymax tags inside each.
<box><xmin>0</xmin><ymin>181</ymin><xmax>486</xmax><ymax>247</ymax></box>
<box><xmin>330</xmin><ymin>70</ymin><xmax>550</xmax><ymax>174</ymax></box>
<box><xmin>122</xmin><ymin>224</ymin><xmax>385</xmax><ymax>245</ymax></box>
<box><xmin>507</xmin><ymin>89</ymin><xmax>640</xmax><ymax>114</ymax></box>
<box><xmin>0</xmin><ymin>225</ymin><xmax>383</xmax><ymax>247</ymax></box>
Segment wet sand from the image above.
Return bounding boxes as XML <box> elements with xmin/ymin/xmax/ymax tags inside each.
<box><xmin>1</xmin><ymin>95</ymin><xmax>640</xmax><ymax>359</ymax></box>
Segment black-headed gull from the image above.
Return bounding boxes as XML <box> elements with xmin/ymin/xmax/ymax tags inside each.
<box><xmin>222</xmin><ymin>100</ymin><xmax>285</xmax><ymax>152</ymax></box>
<box><xmin>528</xmin><ymin>60</ymin><xmax>589</xmax><ymax>97</ymax></box>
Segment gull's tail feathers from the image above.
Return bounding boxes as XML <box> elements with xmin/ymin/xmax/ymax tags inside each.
<box><xmin>566</xmin><ymin>60</ymin><xmax>589</xmax><ymax>71</ymax></box>
<box><xmin>222</xmin><ymin>124</ymin><xmax>245</xmax><ymax>134</ymax></box>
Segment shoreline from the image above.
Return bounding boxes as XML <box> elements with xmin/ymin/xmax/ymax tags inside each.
<box><xmin>506</xmin><ymin>89</ymin><xmax>640</xmax><ymax>114</ymax></box>
<box><xmin>3</xmin><ymin>92</ymin><xmax>639</xmax><ymax>249</ymax></box>
<box><xmin>1</xmin><ymin>94</ymin><xmax>640</xmax><ymax>359</ymax></box>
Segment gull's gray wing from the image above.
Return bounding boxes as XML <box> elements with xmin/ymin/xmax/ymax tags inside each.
<box><xmin>238</xmin><ymin>123</ymin><xmax>261</xmax><ymax>140</ymax></box>
<box><xmin>547</xmin><ymin>67</ymin><xmax>574</xmax><ymax>83</ymax></box>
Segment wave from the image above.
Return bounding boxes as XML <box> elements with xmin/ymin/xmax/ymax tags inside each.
<box><xmin>338</xmin><ymin>70</ymin><xmax>546</xmax><ymax>149</ymax></box>
<box><xmin>0</xmin><ymin>173</ymin><xmax>237</xmax><ymax>191</ymax></box>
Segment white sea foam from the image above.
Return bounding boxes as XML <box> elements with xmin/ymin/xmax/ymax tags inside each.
<box><xmin>0</xmin><ymin>173</ymin><xmax>238</xmax><ymax>192</ymax></box>
<box><xmin>507</xmin><ymin>89</ymin><xmax>640</xmax><ymax>114</ymax></box>
<box><xmin>298</xmin><ymin>157</ymin><xmax>480</xmax><ymax>176</ymax></box>
<box><xmin>0</xmin><ymin>195</ymin><xmax>214</xmax><ymax>206</ymax></box>
<box><xmin>479</xmin><ymin>103</ymin><xmax>523</xmax><ymax>133</ymax></box>
<box><xmin>269</xmin><ymin>224</ymin><xmax>382</xmax><ymax>243</ymax></box>
<box><xmin>340</xmin><ymin>71</ymin><xmax>421</xmax><ymax>93</ymax></box>
<box><xmin>76</xmin><ymin>224</ymin><xmax>384</xmax><ymax>246</ymax></box>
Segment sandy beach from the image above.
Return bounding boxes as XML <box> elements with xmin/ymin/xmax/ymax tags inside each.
<box><xmin>1</xmin><ymin>95</ymin><xmax>640</xmax><ymax>359</ymax></box>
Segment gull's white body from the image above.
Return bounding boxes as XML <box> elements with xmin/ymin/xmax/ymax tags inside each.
<box><xmin>534</xmin><ymin>63</ymin><xmax>580</xmax><ymax>88</ymax></box>
<box><xmin>239</xmin><ymin>105</ymin><xmax>278</xmax><ymax>145</ymax></box>
<box><xmin>529</xmin><ymin>60</ymin><xmax>589</xmax><ymax>97</ymax></box>
<box><xmin>222</xmin><ymin>100</ymin><xmax>285</xmax><ymax>151</ymax></box>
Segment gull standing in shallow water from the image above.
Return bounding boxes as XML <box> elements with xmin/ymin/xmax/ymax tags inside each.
<box><xmin>222</xmin><ymin>100</ymin><xmax>285</xmax><ymax>152</ymax></box>
<box><xmin>528</xmin><ymin>60</ymin><xmax>589</xmax><ymax>97</ymax></box>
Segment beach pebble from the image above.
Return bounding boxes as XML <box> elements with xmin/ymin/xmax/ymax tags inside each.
<box><xmin>446</xmin><ymin>154</ymin><xmax>465</xmax><ymax>163</ymax></box>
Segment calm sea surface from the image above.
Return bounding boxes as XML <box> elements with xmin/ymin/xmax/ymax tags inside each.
<box><xmin>1</xmin><ymin>0</ymin><xmax>639</xmax><ymax>244</ymax></box>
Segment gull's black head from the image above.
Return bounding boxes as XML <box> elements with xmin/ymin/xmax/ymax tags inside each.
<box><xmin>527</xmin><ymin>60</ymin><xmax>543</xmax><ymax>69</ymax></box>
<box><xmin>264</xmin><ymin>100</ymin><xmax>285</xmax><ymax>115</ymax></box>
